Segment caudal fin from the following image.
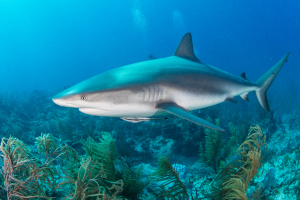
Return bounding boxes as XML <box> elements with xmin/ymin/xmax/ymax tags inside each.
<box><xmin>255</xmin><ymin>53</ymin><xmax>290</xmax><ymax>111</ymax></box>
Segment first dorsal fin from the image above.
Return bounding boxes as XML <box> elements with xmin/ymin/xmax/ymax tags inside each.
<box><xmin>174</xmin><ymin>32</ymin><xmax>201</xmax><ymax>63</ymax></box>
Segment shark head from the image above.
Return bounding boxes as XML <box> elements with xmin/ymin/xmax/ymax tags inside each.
<box><xmin>52</xmin><ymin>73</ymin><xmax>107</xmax><ymax>108</ymax></box>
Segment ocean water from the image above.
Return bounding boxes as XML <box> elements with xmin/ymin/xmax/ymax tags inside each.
<box><xmin>0</xmin><ymin>0</ymin><xmax>300</xmax><ymax>199</ymax></box>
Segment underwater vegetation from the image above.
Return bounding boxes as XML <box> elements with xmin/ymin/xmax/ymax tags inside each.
<box><xmin>0</xmin><ymin>124</ymin><xmax>269</xmax><ymax>199</ymax></box>
<box><xmin>210</xmin><ymin>125</ymin><xmax>266</xmax><ymax>199</ymax></box>
<box><xmin>0</xmin><ymin>126</ymin><xmax>265</xmax><ymax>199</ymax></box>
<box><xmin>0</xmin><ymin>132</ymin><xmax>140</xmax><ymax>199</ymax></box>
<box><xmin>1</xmin><ymin>90</ymin><xmax>300</xmax><ymax>199</ymax></box>
<box><xmin>152</xmin><ymin>154</ymin><xmax>188</xmax><ymax>199</ymax></box>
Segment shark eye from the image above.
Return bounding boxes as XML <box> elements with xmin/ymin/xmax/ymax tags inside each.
<box><xmin>81</xmin><ymin>95</ymin><xmax>87</xmax><ymax>101</ymax></box>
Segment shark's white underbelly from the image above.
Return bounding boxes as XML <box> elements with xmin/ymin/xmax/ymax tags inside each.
<box><xmin>79</xmin><ymin>103</ymin><xmax>158</xmax><ymax>117</ymax></box>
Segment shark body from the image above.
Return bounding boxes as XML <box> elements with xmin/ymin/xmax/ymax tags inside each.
<box><xmin>53</xmin><ymin>33</ymin><xmax>290</xmax><ymax>131</ymax></box>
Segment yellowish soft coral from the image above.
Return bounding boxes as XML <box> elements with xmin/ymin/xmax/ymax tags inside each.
<box><xmin>211</xmin><ymin>125</ymin><xmax>266</xmax><ymax>200</ymax></box>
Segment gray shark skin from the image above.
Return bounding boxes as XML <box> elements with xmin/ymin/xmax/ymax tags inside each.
<box><xmin>53</xmin><ymin>33</ymin><xmax>290</xmax><ymax>131</ymax></box>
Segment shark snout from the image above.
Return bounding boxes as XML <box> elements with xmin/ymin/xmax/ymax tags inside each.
<box><xmin>52</xmin><ymin>98</ymin><xmax>80</xmax><ymax>108</ymax></box>
<box><xmin>52</xmin><ymin>98</ymin><xmax>68</xmax><ymax>107</ymax></box>
<box><xmin>52</xmin><ymin>89</ymin><xmax>78</xmax><ymax>107</ymax></box>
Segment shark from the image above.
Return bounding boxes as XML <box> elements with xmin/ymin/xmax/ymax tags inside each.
<box><xmin>52</xmin><ymin>33</ymin><xmax>290</xmax><ymax>131</ymax></box>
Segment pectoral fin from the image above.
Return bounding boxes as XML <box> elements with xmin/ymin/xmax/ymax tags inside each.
<box><xmin>156</xmin><ymin>103</ymin><xmax>224</xmax><ymax>132</ymax></box>
<box><xmin>225</xmin><ymin>96</ymin><xmax>237</xmax><ymax>103</ymax></box>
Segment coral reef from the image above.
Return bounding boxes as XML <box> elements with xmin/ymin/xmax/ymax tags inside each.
<box><xmin>1</xmin><ymin>89</ymin><xmax>300</xmax><ymax>199</ymax></box>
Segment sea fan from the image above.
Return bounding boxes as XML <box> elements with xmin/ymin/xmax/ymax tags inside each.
<box><xmin>0</xmin><ymin>137</ymin><xmax>49</xmax><ymax>199</ymax></box>
<box><xmin>57</xmin><ymin>157</ymin><xmax>124</xmax><ymax>200</ymax></box>
<box><xmin>152</xmin><ymin>154</ymin><xmax>188</xmax><ymax>199</ymax></box>
<box><xmin>204</xmin><ymin>118</ymin><xmax>223</xmax><ymax>171</ymax></box>
<box><xmin>36</xmin><ymin>133</ymin><xmax>60</xmax><ymax>157</ymax></box>
<box><xmin>118</xmin><ymin>157</ymin><xmax>150</xmax><ymax>200</ymax></box>
<box><xmin>81</xmin><ymin>131</ymin><xmax>117</xmax><ymax>181</ymax></box>
<box><xmin>211</xmin><ymin>125</ymin><xmax>266</xmax><ymax>200</ymax></box>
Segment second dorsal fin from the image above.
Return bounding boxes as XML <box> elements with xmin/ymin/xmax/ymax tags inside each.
<box><xmin>240</xmin><ymin>72</ymin><xmax>250</xmax><ymax>82</ymax></box>
<box><xmin>174</xmin><ymin>32</ymin><xmax>201</xmax><ymax>63</ymax></box>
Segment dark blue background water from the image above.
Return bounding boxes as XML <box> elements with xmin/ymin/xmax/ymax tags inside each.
<box><xmin>0</xmin><ymin>0</ymin><xmax>299</xmax><ymax>97</ymax></box>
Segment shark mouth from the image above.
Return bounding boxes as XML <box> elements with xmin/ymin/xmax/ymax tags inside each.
<box><xmin>79</xmin><ymin>108</ymin><xmax>109</xmax><ymax>116</ymax></box>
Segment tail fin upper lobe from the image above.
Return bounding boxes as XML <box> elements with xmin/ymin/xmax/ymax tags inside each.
<box><xmin>255</xmin><ymin>52</ymin><xmax>290</xmax><ymax>111</ymax></box>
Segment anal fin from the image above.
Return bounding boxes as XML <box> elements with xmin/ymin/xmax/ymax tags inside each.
<box><xmin>156</xmin><ymin>103</ymin><xmax>224</xmax><ymax>131</ymax></box>
<box><xmin>225</xmin><ymin>96</ymin><xmax>237</xmax><ymax>103</ymax></box>
<box><xmin>240</xmin><ymin>92</ymin><xmax>250</xmax><ymax>101</ymax></box>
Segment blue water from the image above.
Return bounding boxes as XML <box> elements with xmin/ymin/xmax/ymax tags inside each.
<box><xmin>1</xmin><ymin>1</ymin><xmax>300</xmax><ymax>199</ymax></box>
<box><xmin>0</xmin><ymin>0</ymin><xmax>299</xmax><ymax>95</ymax></box>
